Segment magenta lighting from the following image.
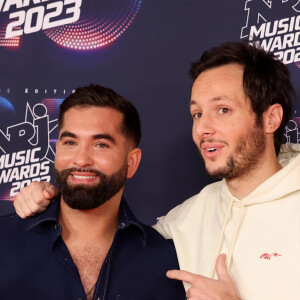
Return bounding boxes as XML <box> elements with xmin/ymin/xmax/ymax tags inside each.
<box><xmin>43</xmin><ymin>0</ymin><xmax>142</xmax><ymax>51</ymax></box>
<box><xmin>0</xmin><ymin>22</ymin><xmax>20</xmax><ymax>47</ymax></box>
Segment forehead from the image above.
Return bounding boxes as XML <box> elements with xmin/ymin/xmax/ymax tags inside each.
<box><xmin>190</xmin><ymin>63</ymin><xmax>247</xmax><ymax>107</ymax></box>
<box><xmin>61</xmin><ymin>106</ymin><xmax>123</xmax><ymax>134</ymax></box>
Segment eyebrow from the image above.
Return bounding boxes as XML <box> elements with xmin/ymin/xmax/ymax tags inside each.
<box><xmin>190</xmin><ymin>96</ymin><xmax>231</xmax><ymax>106</ymax></box>
<box><xmin>59</xmin><ymin>131</ymin><xmax>116</xmax><ymax>144</ymax></box>
<box><xmin>93</xmin><ymin>134</ymin><xmax>116</xmax><ymax>144</ymax></box>
<box><xmin>59</xmin><ymin>131</ymin><xmax>76</xmax><ymax>140</ymax></box>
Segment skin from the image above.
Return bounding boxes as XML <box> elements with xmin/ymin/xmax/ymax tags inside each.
<box><xmin>167</xmin><ymin>254</ymin><xmax>238</xmax><ymax>300</ymax></box>
<box><xmin>190</xmin><ymin>63</ymin><xmax>283</xmax><ymax>199</ymax></box>
<box><xmin>15</xmin><ymin>106</ymin><xmax>142</xmax><ymax>298</ymax></box>
<box><xmin>55</xmin><ymin>105</ymin><xmax>141</xmax><ymax>238</ymax></box>
<box><xmin>167</xmin><ymin>63</ymin><xmax>283</xmax><ymax>299</ymax></box>
<box><xmin>14</xmin><ymin>64</ymin><xmax>284</xmax><ymax>299</ymax></box>
<box><xmin>56</xmin><ymin>106</ymin><xmax>142</xmax><ymax>297</ymax></box>
<box><xmin>14</xmin><ymin>107</ymin><xmax>141</xmax><ymax>218</ymax></box>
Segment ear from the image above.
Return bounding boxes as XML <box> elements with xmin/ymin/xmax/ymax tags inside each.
<box><xmin>126</xmin><ymin>148</ymin><xmax>142</xmax><ymax>179</ymax></box>
<box><xmin>263</xmin><ymin>104</ymin><xmax>283</xmax><ymax>134</ymax></box>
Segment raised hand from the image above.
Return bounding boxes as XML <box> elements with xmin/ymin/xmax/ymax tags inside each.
<box><xmin>167</xmin><ymin>254</ymin><xmax>240</xmax><ymax>300</ymax></box>
<box><xmin>14</xmin><ymin>182</ymin><xmax>58</xmax><ymax>218</ymax></box>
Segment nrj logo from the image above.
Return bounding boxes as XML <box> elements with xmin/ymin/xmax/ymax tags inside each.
<box><xmin>241</xmin><ymin>0</ymin><xmax>300</xmax><ymax>65</ymax></box>
<box><xmin>0</xmin><ymin>101</ymin><xmax>58</xmax><ymax>199</ymax></box>
<box><xmin>284</xmin><ymin>118</ymin><xmax>300</xmax><ymax>143</ymax></box>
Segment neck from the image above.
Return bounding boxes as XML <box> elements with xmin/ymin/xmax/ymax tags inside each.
<box><xmin>226</xmin><ymin>148</ymin><xmax>282</xmax><ymax>199</ymax></box>
<box><xmin>59</xmin><ymin>189</ymin><xmax>123</xmax><ymax>243</ymax></box>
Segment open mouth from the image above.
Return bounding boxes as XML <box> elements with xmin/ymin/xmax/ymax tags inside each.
<box><xmin>206</xmin><ymin>148</ymin><xmax>217</xmax><ymax>152</ymax></box>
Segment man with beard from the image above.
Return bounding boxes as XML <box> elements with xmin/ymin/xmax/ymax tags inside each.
<box><xmin>0</xmin><ymin>84</ymin><xmax>186</xmax><ymax>300</ymax></box>
<box><xmin>14</xmin><ymin>42</ymin><xmax>300</xmax><ymax>299</ymax></box>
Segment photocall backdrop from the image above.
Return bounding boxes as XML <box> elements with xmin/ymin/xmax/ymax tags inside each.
<box><xmin>0</xmin><ymin>0</ymin><xmax>300</xmax><ymax>225</ymax></box>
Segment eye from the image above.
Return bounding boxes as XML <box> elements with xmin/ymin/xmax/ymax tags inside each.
<box><xmin>63</xmin><ymin>140</ymin><xmax>76</xmax><ymax>146</ymax></box>
<box><xmin>219</xmin><ymin>107</ymin><xmax>230</xmax><ymax>114</ymax></box>
<box><xmin>192</xmin><ymin>112</ymin><xmax>202</xmax><ymax>119</ymax></box>
<box><xmin>95</xmin><ymin>142</ymin><xmax>109</xmax><ymax>149</ymax></box>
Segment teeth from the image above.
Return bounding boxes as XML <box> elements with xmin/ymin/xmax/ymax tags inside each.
<box><xmin>207</xmin><ymin>148</ymin><xmax>217</xmax><ymax>152</ymax></box>
<box><xmin>73</xmin><ymin>175</ymin><xmax>96</xmax><ymax>179</ymax></box>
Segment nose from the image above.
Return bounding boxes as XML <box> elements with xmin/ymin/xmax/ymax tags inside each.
<box><xmin>73</xmin><ymin>146</ymin><xmax>94</xmax><ymax>167</ymax></box>
<box><xmin>193</xmin><ymin>114</ymin><xmax>216</xmax><ymax>141</ymax></box>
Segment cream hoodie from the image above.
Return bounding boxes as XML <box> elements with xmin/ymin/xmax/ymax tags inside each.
<box><xmin>154</xmin><ymin>143</ymin><xmax>300</xmax><ymax>300</ymax></box>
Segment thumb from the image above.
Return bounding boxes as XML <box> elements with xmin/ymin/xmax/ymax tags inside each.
<box><xmin>216</xmin><ymin>254</ymin><xmax>230</xmax><ymax>282</ymax></box>
<box><xmin>42</xmin><ymin>183</ymin><xmax>59</xmax><ymax>200</ymax></box>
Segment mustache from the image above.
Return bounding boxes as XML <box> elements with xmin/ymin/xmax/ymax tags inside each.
<box><xmin>200</xmin><ymin>138</ymin><xmax>229</xmax><ymax>147</ymax></box>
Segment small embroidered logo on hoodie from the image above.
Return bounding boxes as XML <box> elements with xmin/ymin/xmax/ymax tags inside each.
<box><xmin>260</xmin><ymin>253</ymin><xmax>282</xmax><ymax>260</ymax></box>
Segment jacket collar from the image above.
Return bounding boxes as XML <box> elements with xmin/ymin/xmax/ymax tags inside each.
<box><xmin>25</xmin><ymin>195</ymin><xmax>147</xmax><ymax>245</ymax></box>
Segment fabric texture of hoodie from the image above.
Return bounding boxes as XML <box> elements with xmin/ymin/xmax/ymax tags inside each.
<box><xmin>153</xmin><ymin>143</ymin><xmax>300</xmax><ymax>300</ymax></box>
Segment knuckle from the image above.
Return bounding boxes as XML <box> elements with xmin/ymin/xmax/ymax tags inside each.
<box><xmin>30</xmin><ymin>181</ymin><xmax>40</xmax><ymax>188</ymax></box>
<box><xmin>20</xmin><ymin>185</ymin><xmax>30</xmax><ymax>194</ymax></box>
<box><xmin>20</xmin><ymin>207</ymin><xmax>31</xmax><ymax>218</ymax></box>
<box><xmin>194</xmin><ymin>277</ymin><xmax>203</xmax><ymax>286</ymax></box>
<box><xmin>35</xmin><ymin>196</ymin><xmax>46</xmax><ymax>205</ymax></box>
<box><xmin>186</xmin><ymin>287</ymin><xmax>198</xmax><ymax>298</ymax></box>
<box><xmin>48</xmin><ymin>184</ymin><xmax>56</xmax><ymax>190</ymax></box>
<box><xmin>31</xmin><ymin>202</ymin><xmax>44</xmax><ymax>213</ymax></box>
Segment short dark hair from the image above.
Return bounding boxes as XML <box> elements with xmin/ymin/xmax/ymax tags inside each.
<box><xmin>189</xmin><ymin>41</ymin><xmax>295</xmax><ymax>155</ymax></box>
<box><xmin>58</xmin><ymin>84</ymin><xmax>141</xmax><ymax>147</ymax></box>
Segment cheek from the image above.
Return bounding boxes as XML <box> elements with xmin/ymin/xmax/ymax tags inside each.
<box><xmin>93</xmin><ymin>153</ymin><xmax>124</xmax><ymax>173</ymax></box>
<box><xmin>232</xmin><ymin>118</ymin><xmax>242</xmax><ymax>129</ymax></box>
<box><xmin>192</xmin><ymin>123</ymin><xmax>199</xmax><ymax>143</ymax></box>
<box><xmin>54</xmin><ymin>148</ymin><xmax>72</xmax><ymax>169</ymax></box>
<box><xmin>94</xmin><ymin>156</ymin><xmax>111</xmax><ymax>168</ymax></box>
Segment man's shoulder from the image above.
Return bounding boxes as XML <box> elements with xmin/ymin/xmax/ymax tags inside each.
<box><xmin>0</xmin><ymin>211</ymin><xmax>42</xmax><ymax>240</ymax></box>
<box><xmin>122</xmin><ymin>222</ymin><xmax>181</xmax><ymax>277</ymax></box>
<box><xmin>132</xmin><ymin>221</ymin><xmax>178</xmax><ymax>260</ymax></box>
<box><xmin>0</xmin><ymin>213</ymin><xmax>40</xmax><ymax>256</ymax></box>
<box><xmin>0</xmin><ymin>200</ymin><xmax>58</xmax><ymax>242</ymax></box>
<box><xmin>114</xmin><ymin>222</ymin><xmax>185</xmax><ymax>299</ymax></box>
<box><xmin>0</xmin><ymin>212</ymin><xmax>24</xmax><ymax>229</ymax></box>
<box><xmin>141</xmin><ymin>222</ymin><xmax>177</xmax><ymax>247</ymax></box>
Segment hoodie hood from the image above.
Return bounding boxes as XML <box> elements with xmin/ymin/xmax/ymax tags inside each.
<box><xmin>212</xmin><ymin>143</ymin><xmax>300</xmax><ymax>275</ymax></box>
<box><xmin>220</xmin><ymin>143</ymin><xmax>300</xmax><ymax>208</ymax></box>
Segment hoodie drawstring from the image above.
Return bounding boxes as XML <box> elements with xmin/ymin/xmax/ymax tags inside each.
<box><xmin>210</xmin><ymin>199</ymin><xmax>246</xmax><ymax>278</ymax></box>
<box><xmin>210</xmin><ymin>197</ymin><xmax>234</xmax><ymax>278</ymax></box>
<box><xmin>227</xmin><ymin>202</ymin><xmax>245</xmax><ymax>269</ymax></box>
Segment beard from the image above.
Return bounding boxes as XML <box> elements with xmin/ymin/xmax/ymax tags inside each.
<box><xmin>201</xmin><ymin>123</ymin><xmax>266</xmax><ymax>180</ymax></box>
<box><xmin>53</xmin><ymin>163</ymin><xmax>128</xmax><ymax>210</ymax></box>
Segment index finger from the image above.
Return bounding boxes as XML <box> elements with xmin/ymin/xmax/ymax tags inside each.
<box><xmin>167</xmin><ymin>269</ymin><xmax>200</xmax><ymax>284</ymax></box>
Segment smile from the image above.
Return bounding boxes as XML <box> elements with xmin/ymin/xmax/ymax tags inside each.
<box><xmin>69</xmin><ymin>173</ymin><xmax>99</xmax><ymax>184</ymax></box>
<box><xmin>72</xmin><ymin>175</ymin><xmax>97</xmax><ymax>179</ymax></box>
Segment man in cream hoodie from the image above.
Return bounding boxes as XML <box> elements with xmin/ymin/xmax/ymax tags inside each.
<box><xmin>13</xmin><ymin>42</ymin><xmax>300</xmax><ymax>300</ymax></box>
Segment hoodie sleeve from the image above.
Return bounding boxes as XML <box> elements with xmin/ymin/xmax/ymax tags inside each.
<box><xmin>153</xmin><ymin>193</ymin><xmax>202</xmax><ymax>239</ymax></box>
<box><xmin>152</xmin><ymin>214</ymin><xmax>174</xmax><ymax>239</ymax></box>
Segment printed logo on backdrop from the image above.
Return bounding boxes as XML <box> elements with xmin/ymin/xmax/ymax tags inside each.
<box><xmin>0</xmin><ymin>93</ymin><xmax>63</xmax><ymax>201</ymax></box>
<box><xmin>241</xmin><ymin>0</ymin><xmax>300</xmax><ymax>144</ymax></box>
<box><xmin>0</xmin><ymin>0</ymin><xmax>142</xmax><ymax>50</ymax></box>
<box><xmin>241</xmin><ymin>0</ymin><xmax>300</xmax><ymax>65</ymax></box>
